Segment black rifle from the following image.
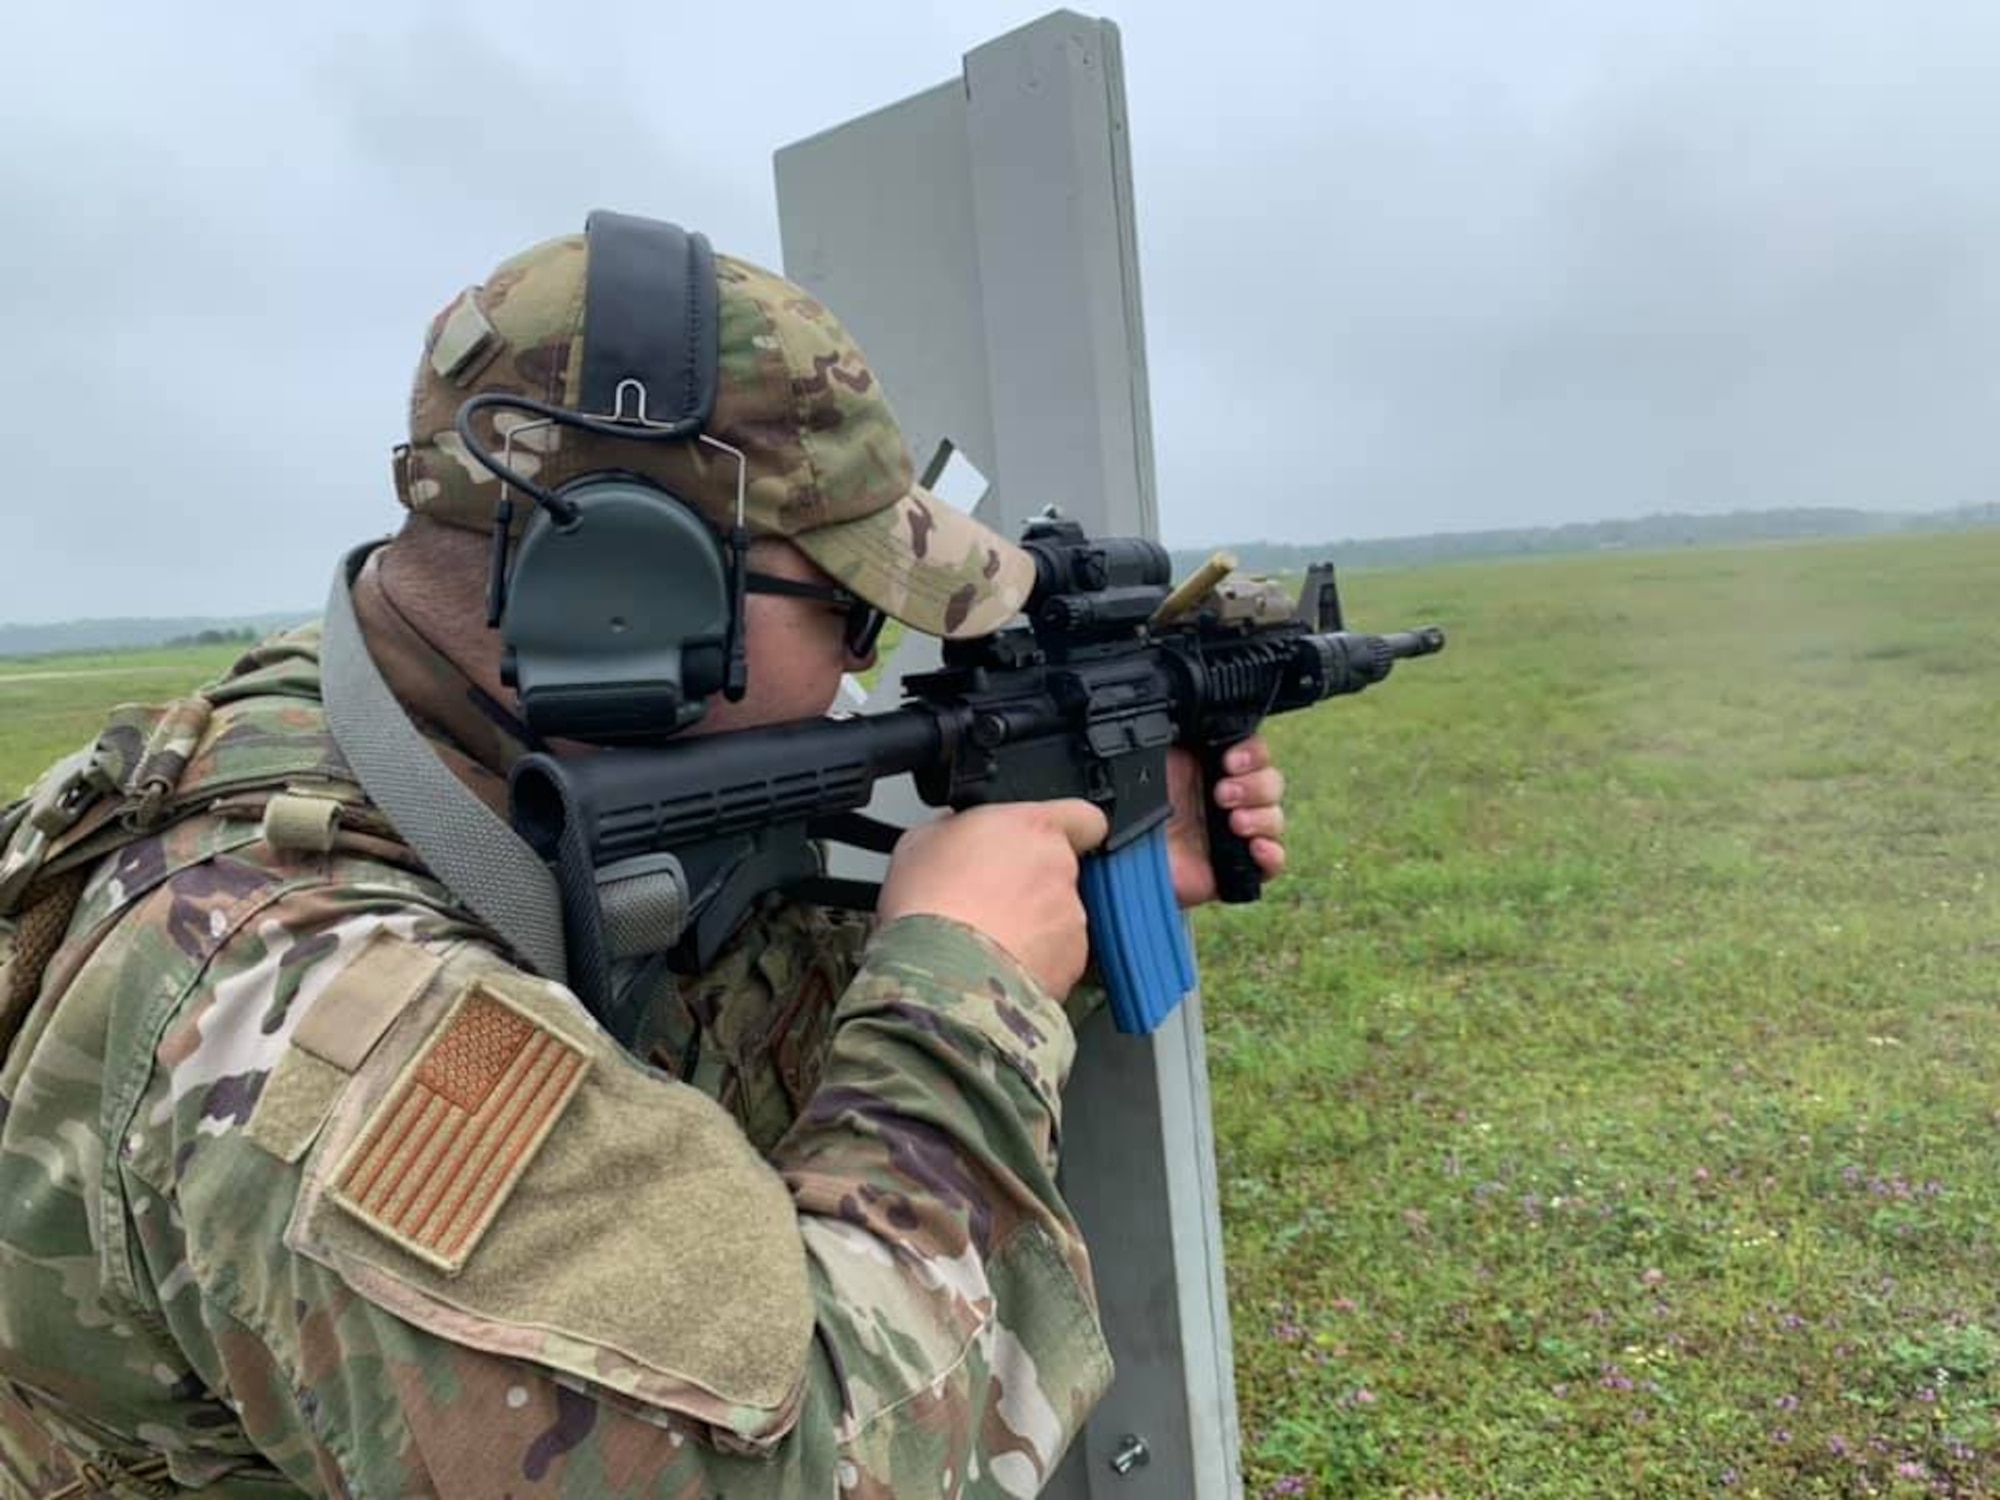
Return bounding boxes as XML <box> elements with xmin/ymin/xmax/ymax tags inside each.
<box><xmin>512</xmin><ymin>514</ymin><xmax>1444</xmax><ymax>1043</ymax></box>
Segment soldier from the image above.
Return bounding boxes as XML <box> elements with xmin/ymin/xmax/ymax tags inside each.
<box><xmin>0</xmin><ymin>221</ymin><xmax>1288</xmax><ymax>1497</ymax></box>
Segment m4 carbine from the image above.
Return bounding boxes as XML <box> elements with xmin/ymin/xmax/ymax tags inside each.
<box><xmin>512</xmin><ymin>514</ymin><xmax>1444</xmax><ymax>1043</ymax></box>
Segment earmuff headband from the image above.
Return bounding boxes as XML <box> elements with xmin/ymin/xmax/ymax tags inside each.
<box><xmin>581</xmin><ymin>211</ymin><xmax>719</xmax><ymax>433</ymax></box>
<box><xmin>487</xmin><ymin>211</ymin><xmax>745</xmax><ymax>742</ymax></box>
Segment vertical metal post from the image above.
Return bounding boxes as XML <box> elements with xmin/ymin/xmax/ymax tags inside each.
<box><xmin>776</xmin><ymin>13</ymin><xmax>1241</xmax><ymax>1499</ymax></box>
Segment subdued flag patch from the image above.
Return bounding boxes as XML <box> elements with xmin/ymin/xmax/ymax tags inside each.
<box><xmin>328</xmin><ymin>982</ymin><xmax>588</xmax><ymax>1273</ymax></box>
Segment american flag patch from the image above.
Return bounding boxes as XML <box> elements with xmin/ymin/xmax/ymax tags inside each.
<box><xmin>328</xmin><ymin>983</ymin><xmax>589</xmax><ymax>1273</ymax></box>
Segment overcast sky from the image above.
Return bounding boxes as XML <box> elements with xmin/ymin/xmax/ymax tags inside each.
<box><xmin>5</xmin><ymin>0</ymin><xmax>1997</xmax><ymax>622</ymax></box>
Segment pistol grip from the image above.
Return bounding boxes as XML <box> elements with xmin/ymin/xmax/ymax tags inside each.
<box><xmin>1202</xmin><ymin>739</ymin><xmax>1264</xmax><ymax>904</ymax></box>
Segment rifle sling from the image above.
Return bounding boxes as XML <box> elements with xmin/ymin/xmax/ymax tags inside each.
<box><xmin>320</xmin><ymin>543</ymin><xmax>570</xmax><ymax>984</ymax></box>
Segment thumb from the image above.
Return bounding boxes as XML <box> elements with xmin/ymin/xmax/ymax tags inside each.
<box><xmin>1042</xmin><ymin>798</ymin><xmax>1110</xmax><ymax>856</ymax></box>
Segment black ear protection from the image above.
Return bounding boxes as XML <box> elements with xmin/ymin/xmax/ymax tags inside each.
<box><xmin>453</xmin><ymin>210</ymin><xmax>752</xmax><ymax>744</ymax></box>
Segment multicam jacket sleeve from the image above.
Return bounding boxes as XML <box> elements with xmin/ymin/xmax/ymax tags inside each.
<box><xmin>0</xmin><ymin>818</ymin><xmax>1111</xmax><ymax>1498</ymax></box>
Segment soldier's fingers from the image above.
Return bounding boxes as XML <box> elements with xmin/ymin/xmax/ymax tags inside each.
<box><xmin>1250</xmin><ymin>837</ymin><xmax>1287</xmax><ymax>878</ymax></box>
<box><xmin>1216</xmin><ymin>766</ymin><xmax>1285</xmax><ymax>810</ymax></box>
<box><xmin>1041</xmin><ymin>798</ymin><xmax>1110</xmax><ymax>856</ymax></box>
<box><xmin>1229</xmin><ymin>805</ymin><xmax>1285</xmax><ymax>842</ymax></box>
<box><xmin>1223</xmin><ymin>737</ymin><xmax>1272</xmax><ymax>776</ymax></box>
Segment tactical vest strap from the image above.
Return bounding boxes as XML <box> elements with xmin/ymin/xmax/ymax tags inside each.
<box><xmin>0</xmin><ymin>696</ymin><xmax>221</xmax><ymax>919</ymax></box>
<box><xmin>0</xmin><ymin>642</ymin><xmax>378</xmax><ymax>1069</ymax></box>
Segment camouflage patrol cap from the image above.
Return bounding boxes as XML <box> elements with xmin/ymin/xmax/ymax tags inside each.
<box><xmin>395</xmin><ymin>232</ymin><xmax>1034</xmax><ymax>639</ymax></box>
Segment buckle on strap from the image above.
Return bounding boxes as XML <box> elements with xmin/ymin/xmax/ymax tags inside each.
<box><xmin>27</xmin><ymin>747</ymin><xmax>117</xmax><ymax>841</ymax></box>
<box><xmin>48</xmin><ymin>1450</ymin><xmax>176</xmax><ymax>1499</ymax></box>
<box><xmin>0</xmin><ymin>747</ymin><xmax>120</xmax><ymax>914</ymax></box>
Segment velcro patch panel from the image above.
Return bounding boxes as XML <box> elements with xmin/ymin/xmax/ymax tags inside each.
<box><xmin>327</xmin><ymin>982</ymin><xmax>588</xmax><ymax>1273</ymax></box>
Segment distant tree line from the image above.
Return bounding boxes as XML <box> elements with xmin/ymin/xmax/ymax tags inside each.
<box><xmin>0</xmin><ymin>613</ymin><xmax>308</xmax><ymax>659</ymax></box>
<box><xmin>163</xmin><ymin>627</ymin><xmax>259</xmax><ymax>648</ymax></box>
<box><xmin>1171</xmin><ymin>503</ymin><xmax>2000</xmax><ymax>577</ymax></box>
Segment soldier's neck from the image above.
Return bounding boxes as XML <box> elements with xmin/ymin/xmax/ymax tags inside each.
<box><xmin>375</xmin><ymin>520</ymin><xmax>511</xmax><ymax>708</ymax></box>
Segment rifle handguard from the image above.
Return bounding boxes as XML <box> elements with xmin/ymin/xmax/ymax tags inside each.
<box><xmin>1080</xmin><ymin>821</ymin><xmax>1198</xmax><ymax>1035</ymax></box>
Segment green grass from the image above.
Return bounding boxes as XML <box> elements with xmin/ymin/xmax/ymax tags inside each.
<box><xmin>6</xmin><ymin>532</ymin><xmax>1999</xmax><ymax>1496</ymax></box>
<box><xmin>0</xmin><ymin>644</ymin><xmax>250</xmax><ymax>797</ymax></box>
<box><xmin>1196</xmin><ymin>530</ymin><xmax>2000</xmax><ymax>1497</ymax></box>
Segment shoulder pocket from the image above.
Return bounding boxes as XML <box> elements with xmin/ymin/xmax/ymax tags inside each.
<box><xmin>286</xmin><ymin>960</ymin><xmax>817</xmax><ymax>1450</ymax></box>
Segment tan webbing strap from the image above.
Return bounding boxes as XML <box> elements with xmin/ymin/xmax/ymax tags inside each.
<box><xmin>122</xmin><ymin>697</ymin><xmax>213</xmax><ymax>831</ymax></box>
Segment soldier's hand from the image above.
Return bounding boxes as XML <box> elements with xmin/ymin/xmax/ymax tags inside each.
<box><xmin>1165</xmin><ymin>736</ymin><xmax>1288</xmax><ymax>908</ymax></box>
<box><xmin>877</xmin><ymin>800</ymin><xmax>1109</xmax><ymax>998</ymax></box>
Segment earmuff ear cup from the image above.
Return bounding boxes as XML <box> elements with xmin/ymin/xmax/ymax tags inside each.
<box><xmin>500</xmin><ymin>477</ymin><xmax>731</xmax><ymax>742</ymax></box>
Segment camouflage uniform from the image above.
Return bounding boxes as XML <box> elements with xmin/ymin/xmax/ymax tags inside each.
<box><xmin>0</xmin><ymin>228</ymin><xmax>1113</xmax><ymax>1495</ymax></box>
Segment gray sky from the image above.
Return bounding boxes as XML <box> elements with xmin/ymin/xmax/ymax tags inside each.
<box><xmin>5</xmin><ymin>0</ymin><xmax>1997</xmax><ymax>622</ymax></box>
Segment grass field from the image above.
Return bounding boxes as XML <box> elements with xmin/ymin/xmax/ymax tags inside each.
<box><xmin>4</xmin><ymin>530</ymin><xmax>1997</xmax><ymax>1496</ymax></box>
<box><xmin>0</xmin><ymin>644</ymin><xmax>254</xmax><ymax>798</ymax></box>
<box><xmin>1194</xmin><ymin>529</ymin><xmax>2000</xmax><ymax>1497</ymax></box>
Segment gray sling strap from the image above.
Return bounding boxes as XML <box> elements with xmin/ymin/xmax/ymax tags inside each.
<box><xmin>319</xmin><ymin>542</ymin><xmax>569</xmax><ymax>982</ymax></box>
